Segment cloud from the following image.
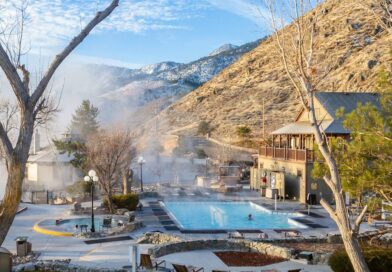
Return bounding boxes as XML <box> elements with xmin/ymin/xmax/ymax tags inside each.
<box><xmin>67</xmin><ymin>54</ymin><xmax>143</xmax><ymax>69</ymax></box>
<box><xmin>0</xmin><ymin>0</ymin><xmax>204</xmax><ymax>53</ymax></box>
<box><xmin>205</xmin><ymin>0</ymin><xmax>267</xmax><ymax>24</ymax></box>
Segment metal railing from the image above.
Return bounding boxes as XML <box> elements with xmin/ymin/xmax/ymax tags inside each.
<box><xmin>259</xmin><ymin>146</ymin><xmax>314</xmax><ymax>162</ymax></box>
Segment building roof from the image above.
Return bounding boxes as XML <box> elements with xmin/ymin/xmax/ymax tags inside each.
<box><xmin>27</xmin><ymin>146</ymin><xmax>74</xmax><ymax>164</ymax></box>
<box><xmin>272</xmin><ymin>92</ymin><xmax>381</xmax><ymax>135</ymax></box>
<box><xmin>315</xmin><ymin>92</ymin><xmax>380</xmax><ymax>119</ymax></box>
<box><xmin>271</xmin><ymin>120</ymin><xmax>334</xmax><ymax>135</ymax></box>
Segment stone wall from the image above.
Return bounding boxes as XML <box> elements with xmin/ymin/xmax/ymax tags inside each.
<box><xmin>137</xmin><ymin>232</ymin><xmax>183</xmax><ymax>244</ymax></box>
<box><xmin>148</xmin><ymin>239</ymin><xmax>294</xmax><ymax>259</ymax></box>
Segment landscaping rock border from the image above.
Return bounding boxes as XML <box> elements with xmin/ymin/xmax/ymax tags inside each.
<box><xmin>148</xmin><ymin>239</ymin><xmax>294</xmax><ymax>259</ymax></box>
<box><xmin>147</xmin><ymin>237</ymin><xmax>333</xmax><ymax>265</ymax></box>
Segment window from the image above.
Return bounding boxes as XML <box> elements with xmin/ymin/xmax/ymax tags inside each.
<box><xmin>297</xmin><ymin>169</ymin><xmax>302</xmax><ymax>177</ymax></box>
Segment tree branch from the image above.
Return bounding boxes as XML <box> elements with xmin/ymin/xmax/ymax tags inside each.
<box><xmin>17</xmin><ymin>64</ymin><xmax>30</xmax><ymax>89</ymax></box>
<box><xmin>320</xmin><ymin>198</ymin><xmax>338</xmax><ymax>222</ymax></box>
<box><xmin>0</xmin><ymin>122</ymin><xmax>13</xmax><ymax>159</ymax></box>
<box><xmin>0</xmin><ymin>45</ymin><xmax>29</xmax><ymax>105</ymax></box>
<box><xmin>353</xmin><ymin>205</ymin><xmax>368</xmax><ymax>235</ymax></box>
<box><xmin>31</xmin><ymin>0</ymin><xmax>119</xmax><ymax>106</ymax></box>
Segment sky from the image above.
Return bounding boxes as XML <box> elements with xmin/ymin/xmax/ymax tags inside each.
<box><xmin>1</xmin><ymin>0</ymin><xmax>270</xmax><ymax>68</ymax></box>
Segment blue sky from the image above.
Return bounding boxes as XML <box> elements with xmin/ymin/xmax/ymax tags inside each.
<box><xmin>3</xmin><ymin>0</ymin><xmax>270</xmax><ymax>68</ymax></box>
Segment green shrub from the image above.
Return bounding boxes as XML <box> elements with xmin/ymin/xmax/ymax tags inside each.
<box><xmin>197</xmin><ymin>121</ymin><xmax>210</xmax><ymax>135</ymax></box>
<box><xmin>236</xmin><ymin>126</ymin><xmax>251</xmax><ymax>138</ymax></box>
<box><xmin>103</xmin><ymin>193</ymin><xmax>139</xmax><ymax>211</ymax></box>
<box><xmin>329</xmin><ymin>247</ymin><xmax>392</xmax><ymax>272</ymax></box>
<box><xmin>195</xmin><ymin>148</ymin><xmax>207</xmax><ymax>158</ymax></box>
<box><xmin>66</xmin><ymin>180</ymin><xmax>92</xmax><ymax>196</ymax></box>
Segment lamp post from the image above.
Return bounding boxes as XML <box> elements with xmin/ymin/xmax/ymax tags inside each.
<box><xmin>84</xmin><ymin>170</ymin><xmax>99</xmax><ymax>233</ymax></box>
<box><xmin>138</xmin><ymin>156</ymin><xmax>146</xmax><ymax>192</ymax></box>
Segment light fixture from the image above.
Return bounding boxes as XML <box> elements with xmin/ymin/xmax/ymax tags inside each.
<box><xmin>88</xmin><ymin>169</ymin><xmax>97</xmax><ymax>177</ymax></box>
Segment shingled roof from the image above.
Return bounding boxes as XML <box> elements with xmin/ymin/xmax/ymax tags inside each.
<box><xmin>272</xmin><ymin>92</ymin><xmax>381</xmax><ymax>135</ymax></box>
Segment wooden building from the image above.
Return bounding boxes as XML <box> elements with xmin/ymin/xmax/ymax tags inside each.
<box><xmin>251</xmin><ymin>92</ymin><xmax>380</xmax><ymax>204</ymax></box>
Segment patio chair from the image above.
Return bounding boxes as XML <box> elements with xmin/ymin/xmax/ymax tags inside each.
<box><xmin>284</xmin><ymin>230</ymin><xmax>302</xmax><ymax>238</ymax></box>
<box><xmin>101</xmin><ymin>217</ymin><xmax>112</xmax><ymax>232</ymax></box>
<box><xmin>139</xmin><ymin>254</ymin><xmax>167</xmax><ymax>271</ymax></box>
<box><xmin>172</xmin><ymin>263</ymin><xmax>204</xmax><ymax>272</ymax></box>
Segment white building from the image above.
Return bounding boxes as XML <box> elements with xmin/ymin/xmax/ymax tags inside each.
<box><xmin>24</xmin><ymin>131</ymin><xmax>82</xmax><ymax>191</ymax></box>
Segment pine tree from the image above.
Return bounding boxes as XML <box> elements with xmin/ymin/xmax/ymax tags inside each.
<box><xmin>313</xmin><ymin>59</ymin><xmax>392</xmax><ymax>203</ymax></box>
<box><xmin>53</xmin><ymin>100</ymin><xmax>100</xmax><ymax>171</ymax></box>
<box><xmin>68</xmin><ymin>100</ymin><xmax>99</xmax><ymax>139</ymax></box>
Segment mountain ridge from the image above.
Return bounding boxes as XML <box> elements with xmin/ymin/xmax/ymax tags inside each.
<box><xmin>138</xmin><ymin>0</ymin><xmax>391</xmax><ymax>143</ymax></box>
<box><xmin>97</xmin><ymin>39</ymin><xmax>263</xmax><ymax>123</ymax></box>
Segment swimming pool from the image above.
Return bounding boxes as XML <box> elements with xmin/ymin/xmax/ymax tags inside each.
<box><xmin>162</xmin><ymin>201</ymin><xmax>307</xmax><ymax>230</ymax></box>
<box><xmin>34</xmin><ymin>216</ymin><xmax>118</xmax><ymax>236</ymax></box>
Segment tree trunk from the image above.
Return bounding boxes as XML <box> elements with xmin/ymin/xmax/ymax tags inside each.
<box><xmin>307</xmin><ymin>94</ymin><xmax>369</xmax><ymax>272</ymax></box>
<box><xmin>334</xmin><ymin>191</ymin><xmax>369</xmax><ymax>272</ymax></box>
<box><xmin>122</xmin><ymin>173</ymin><xmax>128</xmax><ymax>195</ymax></box>
<box><xmin>0</xmin><ymin>161</ymin><xmax>25</xmax><ymax>245</ymax></box>
<box><xmin>106</xmin><ymin>194</ymin><xmax>115</xmax><ymax>214</ymax></box>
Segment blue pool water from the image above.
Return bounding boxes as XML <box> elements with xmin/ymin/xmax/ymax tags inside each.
<box><xmin>163</xmin><ymin>201</ymin><xmax>306</xmax><ymax>230</ymax></box>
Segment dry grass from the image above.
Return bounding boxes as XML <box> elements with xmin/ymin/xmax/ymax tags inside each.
<box><xmin>139</xmin><ymin>0</ymin><xmax>391</xmax><ymax>143</ymax></box>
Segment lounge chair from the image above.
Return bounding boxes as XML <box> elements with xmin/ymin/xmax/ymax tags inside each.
<box><xmin>284</xmin><ymin>230</ymin><xmax>301</xmax><ymax>238</ymax></box>
<box><xmin>228</xmin><ymin>231</ymin><xmax>244</xmax><ymax>239</ymax></box>
<box><xmin>172</xmin><ymin>263</ymin><xmax>204</xmax><ymax>272</ymax></box>
<box><xmin>139</xmin><ymin>254</ymin><xmax>167</xmax><ymax>271</ymax></box>
<box><xmin>288</xmin><ymin>269</ymin><xmax>302</xmax><ymax>272</ymax></box>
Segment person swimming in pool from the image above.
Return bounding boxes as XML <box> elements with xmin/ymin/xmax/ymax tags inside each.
<box><xmin>248</xmin><ymin>213</ymin><xmax>253</xmax><ymax>220</ymax></box>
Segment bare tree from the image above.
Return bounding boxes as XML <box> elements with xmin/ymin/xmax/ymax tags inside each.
<box><xmin>264</xmin><ymin>1</ymin><xmax>370</xmax><ymax>271</ymax></box>
<box><xmin>0</xmin><ymin>0</ymin><xmax>119</xmax><ymax>245</ymax></box>
<box><xmin>86</xmin><ymin>129</ymin><xmax>133</xmax><ymax>213</ymax></box>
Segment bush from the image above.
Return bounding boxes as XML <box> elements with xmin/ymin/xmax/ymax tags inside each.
<box><xmin>197</xmin><ymin>121</ymin><xmax>210</xmax><ymax>135</ymax></box>
<box><xmin>103</xmin><ymin>193</ymin><xmax>139</xmax><ymax>211</ymax></box>
<box><xmin>236</xmin><ymin>126</ymin><xmax>251</xmax><ymax>138</ymax></box>
<box><xmin>195</xmin><ymin>148</ymin><xmax>207</xmax><ymax>158</ymax></box>
<box><xmin>329</xmin><ymin>247</ymin><xmax>392</xmax><ymax>272</ymax></box>
<box><xmin>66</xmin><ymin>180</ymin><xmax>91</xmax><ymax>196</ymax></box>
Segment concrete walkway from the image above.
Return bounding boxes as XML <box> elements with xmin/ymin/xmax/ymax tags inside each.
<box><xmin>159</xmin><ymin>250</ymin><xmax>332</xmax><ymax>272</ymax></box>
<box><xmin>4</xmin><ymin>199</ymin><xmax>375</xmax><ymax>271</ymax></box>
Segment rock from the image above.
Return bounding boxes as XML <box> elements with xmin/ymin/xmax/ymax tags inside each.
<box><xmin>374</xmin><ymin>25</ymin><xmax>383</xmax><ymax>35</ymax></box>
<box><xmin>116</xmin><ymin>208</ymin><xmax>129</xmax><ymax>215</ymax></box>
<box><xmin>351</xmin><ymin>23</ymin><xmax>362</xmax><ymax>30</ymax></box>
<box><xmin>367</xmin><ymin>59</ymin><xmax>377</xmax><ymax>69</ymax></box>
<box><xmin>327</xmin><ymin>234</ymin><xmax>342</xmax><ymax>243</ymax></box>
<box><xmin>364</xmin><ymin>36</ymin><xmax>372</xmax><ymax>45</ymax></box>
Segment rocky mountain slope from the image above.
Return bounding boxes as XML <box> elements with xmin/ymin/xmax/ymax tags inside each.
<box><xmin>140</xmin><ymin>0</ymin><xmax>391</xmax><ymax>143</ymax></box>
<box><xmin>97</xmin><ymin>39</ymin><xmax>261</xmax><ymax>123</ymax></box>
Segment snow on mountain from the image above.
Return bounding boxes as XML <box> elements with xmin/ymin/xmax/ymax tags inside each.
<box><xmin>208</xmin><ymin>43</ymin><xmax>239</xmax><ymax>56</ymax></box>
<box><xmin>139</xmin><ymin>61</ymin><xmax>181</xmax><ymax>75</ymax></box>
<box><xmin>97</xmin><ymin>39</ymin><xmax>262</xmax><ymax>123</ymax></box>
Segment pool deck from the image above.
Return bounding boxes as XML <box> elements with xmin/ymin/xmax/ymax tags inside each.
<box><xmin>3</xmin><ymin>190</ymin><xmax>378</xmax><ymax>271</ymax></box>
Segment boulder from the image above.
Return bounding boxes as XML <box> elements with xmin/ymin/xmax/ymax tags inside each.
<box><xmin>116</xmin><ymin>208</ymin><xmax>129</xmax><ymax>215</ymax></box>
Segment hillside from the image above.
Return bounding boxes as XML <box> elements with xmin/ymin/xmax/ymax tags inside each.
<box><xmin>97</xmin><ymin>39</ymin><xmax>261</xmax><ymax>123</ymax></box>
<box><xmin>139</xmin><ymin>0</ymin><xmax>392</xmax><ymax>143</ymax></box>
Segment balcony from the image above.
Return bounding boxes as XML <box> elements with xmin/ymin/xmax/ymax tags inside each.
<box><xmin>259</xmin><ymin>146</ymin><xmax>314</xmax><ymax>162</ymax></box>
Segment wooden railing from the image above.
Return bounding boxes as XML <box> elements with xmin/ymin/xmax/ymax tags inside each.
<box><xmin>259</xmin><ymin>146</ymin><xmax>314</xmax><ymax>162</ymax></box>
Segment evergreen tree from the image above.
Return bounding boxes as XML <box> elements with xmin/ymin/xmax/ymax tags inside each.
<box><xmin>53</xmin><ymin>100</ymin><xmax>100</xmax><ymax>171</ymax></box>
<box><xmin>68</xmin><ymin>100</ymin><xmax>99</xmax><ymax>139</ymax></box>
<box><xmin>313</xmin><ymin>61</ymin><xmax>392</xmax><ymax>203</ymax></box>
